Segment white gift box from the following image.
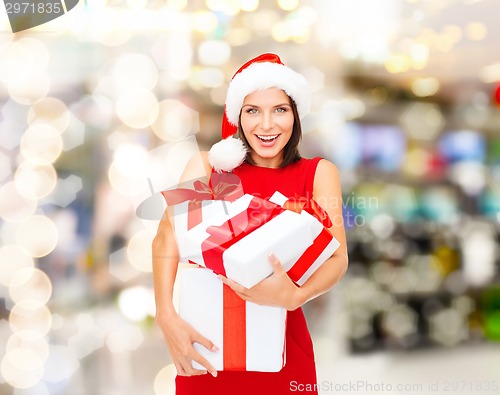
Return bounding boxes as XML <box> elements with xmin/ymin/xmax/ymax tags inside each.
<box><xmin>178</xmin><ymin>267</ymin><xmax>286</xmax><ymax>372</ymax></box>
<box><xmin>173</xmin><ymin>199</ymin><xmax>230</xmax><ymax>237</ymax></box>
<box><xmin>269</xmin><ymin>192</ymin><xmax>341</xmax><ymax>286</ymax></box>
<box><xmin>177</xmin><ymin>192</ymin><xmax>341</xmax><ymax>288</ymax></box>
<box><xmin>177</xmin><ymin>194</ymin><xmax>321</xmax><ymax>288</ymax></box>
<box><xmin>175</xmin><ymin>194</ymin><xmax>249</xmax><ymax>261</ymax></box>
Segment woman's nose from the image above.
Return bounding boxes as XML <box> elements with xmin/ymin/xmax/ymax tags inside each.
<box><xmin>261</xmin><ymin>112</ymin><xmax>273</xmax><ymax>131</ymax></box>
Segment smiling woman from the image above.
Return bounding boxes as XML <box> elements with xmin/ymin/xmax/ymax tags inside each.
<box><xmin>152</xmin><ymin>53</ymin><xmax>349</xmax><ymax>395</ymax></box>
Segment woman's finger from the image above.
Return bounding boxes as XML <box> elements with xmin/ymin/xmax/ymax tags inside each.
<box><xmin>194</xmin><ymin>332</ymin><xmax>219</xmax><ymax>353</ymax></box>
<box><xmin>218</xmin><ymin>275</ymin><xmax>249</xmax><ymax>295</ymax></box>
<box><xmin>235</xmin><ymin>290</ymin><xmax>252</xmax><ymax>301</ymax></box>
<box><xmin>186</xmin><ymin>367</ymin><xmax>209</xmax><ymax>376</ymax></box>
<box><xmin>174</xmin><ymin>361</ymin><xmax>186</xmax><ymax>376</ymax></box>
<box><xmin>268</xmin><ymin>253</ymin><xmax>285</xmax><ymax>275</ymax></box>
<box><xmin>190</xmin><ymin>352</ymin><xmax>218</xmax><ymax>377</ymax></box>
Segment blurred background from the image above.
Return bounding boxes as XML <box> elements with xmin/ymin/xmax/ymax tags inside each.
<box><xmin>1</xmin><ymin>0</ymin><xmax>500</xmax><ymax>394</ymax></box>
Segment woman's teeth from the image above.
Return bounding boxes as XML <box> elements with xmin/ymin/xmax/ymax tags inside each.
<box><xmin>256</xmin><ymin>134</ymin><xmax>279</xmax><ymax>142</ymax></box>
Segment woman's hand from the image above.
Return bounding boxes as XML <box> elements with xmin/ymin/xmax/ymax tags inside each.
<box><xmin>217</xmin><ymin>254</ymin><xmax>305</xmax><ymax>311</ymax></box>
<box><xmin>156</xmin><ymin>311</ymin><xmax>219</xmax><ymax>377</ymax></box>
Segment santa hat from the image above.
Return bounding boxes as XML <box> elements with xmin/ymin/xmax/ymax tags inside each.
<box><xmin>208</xmin><ymin>53</ymin><xmax>311</xmax><ymax>173</ymax></box>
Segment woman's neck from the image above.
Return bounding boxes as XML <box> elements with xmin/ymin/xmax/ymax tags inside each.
<box><xmin>250</xmin><ymin>153</ymin><xmax>283</xmax><ymax>168</ymax></box>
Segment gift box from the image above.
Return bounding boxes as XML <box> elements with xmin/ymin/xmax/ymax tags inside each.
<box><xmin>178</xmin><ymin>194</ymin><xmax>314</xmax><ymax>288</ymax></box>
<box><xmin>178</xmin><ymin>267</ymin><xmax>286</xmax><ymax>372</ymax></box>
<box><xmin>161</xmin><ymin>172</ymin><xmax>244</xmax><ymax>239</ymax></box>
<box><xmin>270</xmin><ymin>192</ymin><xmax>341</xmax><ymax>286</ymax></box>
<box><xmin>177</xmin><ymin>192</ymin><xmax>340</xmax><ymax>289</ymax></box>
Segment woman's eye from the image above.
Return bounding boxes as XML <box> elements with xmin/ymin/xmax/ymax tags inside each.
<box><xmin>246</xmin><ymin>108</ymin><xmax>257</xmax><ymax>114</ymax></box>
<box><xmin>276</xmin><ymin>107</ymin><xmax>288</xmax><ymax>113</ymax></box>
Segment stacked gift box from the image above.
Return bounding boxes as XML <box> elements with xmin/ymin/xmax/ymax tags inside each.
<box><xmin>162</xmin><ymin>179</ymin><xmax>340</xmax><ymax>371</ymax></box>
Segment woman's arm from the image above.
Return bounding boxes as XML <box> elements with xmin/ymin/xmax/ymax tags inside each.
<box><xmin>294</xmin><ymin>159</ymin><xmax>349</xmax><ymax>304</ymax></box>
<box><xmin>219</xmin><ymin>159</ymin><xmax>348</xmax><ymax>310</ymax></box>
<box><xmin>152</xmin><ymin>151</ymin><xmax>220</xmax><ymax>377</ymax></box>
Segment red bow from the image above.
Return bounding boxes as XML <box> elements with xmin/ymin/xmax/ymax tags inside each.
<box><xmin>161</xmin><ymin>173</ymin><xmax>244</xmax><ymax>230</ymax></box>
<box><xmin>161</xmin><ymin>173</ymin><xmax>243</xmax><ymax>206</ymax></box>
<box><xmin>201</xmin><ymin>198</ymin><xmax>284</xmax><ymax>276</ymax></box>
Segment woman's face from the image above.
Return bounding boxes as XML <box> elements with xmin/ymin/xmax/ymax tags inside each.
<box><xmin>240</xmin><ymin>88</ymin><xmax>294</xmax><ymax>167</ymax></box>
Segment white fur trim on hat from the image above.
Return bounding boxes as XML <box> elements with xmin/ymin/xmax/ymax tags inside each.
<box><xmin>208</xmin><ymin>137</ymin><xmax>248</xmax><ymax>173</ymax></box>
<box><xmin>225</xmin><ymin>62</ymin><xmax>311</xmax><ymax>126</ymax></box>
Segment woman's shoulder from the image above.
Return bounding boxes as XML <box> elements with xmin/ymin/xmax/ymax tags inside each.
<box><xmin>312</xmin><ymin>158</ymin><xmax>340</xmax><ymax>191</ymax></box>
<box><xmin>313</xmin><ymin>157</ymin><xmax>337</xmax><ymax>171</ymax></box>
<box><xmin>297</xmin><ymin>156</ymin><xmax>334</xmax><ymax>173</ymax></box>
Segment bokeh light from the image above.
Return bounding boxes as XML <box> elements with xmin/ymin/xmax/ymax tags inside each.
<box><xmin>165</xmin><ymin>139</ymin><xmax>200</xmax><ymax>181</ymax></box>
<box><xmin>465</xmin><ymin>22</ymin><xmax>487</xmax><ymax>41</ymax></box>
<box><xmin>116</xmin><ymin>89</ymin><xmax>159</xmax><ymax>129</ymax></box>
<box><xmin>400</xmin><ymin>103</ymin><xmax>444</xmax><ymax>141</ymax></box>
<box><xmin>9</xmin><ymin>268</ymin><xmax>53</xmax><ymax>308</ymax></box>
<box><xmin>20</xmin><ymin>123</ymin><xmax>63</xmax><ymax>165</ymax></box>
<box><xmin>154</xmin><ymin>364</ymin><xmax>177</xmax><ymax>395</ymax></box>
<box><xmin>112</xmin><ymin>53</ymin><xmax>158</xmax><ymax>92</ymax></box>
<box><xmin>6</xmin><ymin>332</ymin><xmax>50</xmax><ymax>364</ymax></box>
<box><xmin>0</xmin><ymin>182</ymin><xmax>37</xmax><ymax>223</ymax></box>
<box><xmin>0</xmin><ymin>150</ymin><xmax>10</xmax><ymax>182</ymax></box>
<box><xmin>9</xmin><ymin>302</ymin><xmax>53</xmax><ymax>337</ymax></box>
<box><xmin>1</xmin><ymin>348</ymin><xmax>44</xmax><ymax>389</ymax></box>
<box><xmin>226</xmin><ymin>27</ymin><xmax>253</xmax><ymax>46</ymax></box>
<box><xmin>108</xmin><ymin>143</ymin><xmax>149</xmax><ymax>196</ymax></box>
<box><xmin>89</xmin><ymin>8</ymin><xmax>132</xmax><ymax>46</ymax></box>
<box><xmin>127</xmin><ymin>229</ymin><xmax>156</xmax><ymax>272</ymax></box>
<box><xmin>14</xmin><ymin>162</ymin><xmax>58</xmax><ymax>200</ymax></box>
<box><xmin>240</xmin><ymin>0</ymin><xmax>259</xmax><ymax>12</ymax></box>
<box><xmin>67</xmin><ymin>314</ymin><xmax>106</xmax><ymax>359</ymax></box>
<box><xmin>382</xmin><ymin>304</ymin><xmax>418</xmax><ymax>341</ymax></box>
<box><xmin>42</xmin><ymin>345</ymin><xmax>80</xmax><ymax>384</ymax></box>
<box><xmin>0</xmin><ymin>245</ymin><xmax>35</xmax><ymax>287</ymax></box>
<box><xmin>15</xmin><ymin>215</ymin><xmax>58</xmax><ymax>258</ymax></box>
<box><xmin>461</xmin><ymin>222</ymin><xmax>496</xmax><ymax>286</ymax></box>
<box><xmin>442</xmin><ymin>24</ymin><xmax>463</xmax><ymax>43</ymax></box>
<box><xmin>12</xmin><ymin>382</ymin><xmax>50</xmax><ymax>395</ymax></box>
<box><xmin>27</xmin><ymin>97</ymin><xmax>70</xmax><ymax>133</ymax></box>
<box><xmin>7</xmin><ymin>69</ymin><xmax>51</xmax><ymax>106</ymax></box>
<box><xmin>411</xmin><ymin>77</ymin><xmax>440</xmax><ymax>97</ymax></box>
<box><xmin>277</xmin><ymin>0</ymin><xmax>299</xmax><ymax>11</ymax></box>
<box><xmin>191</xmin><ymin>11</ymin><xmax>218</xmax><ymax>33</ymax></box>
<box><xmin>479</xmin><ymin>62</ymin><xmax>500</xmax><ymax>83</ymax></box>
<box><xmin>198</xmin><ymin>40</ymin><xmax>231</xmax><ymax>66</ymax></box>
<box><xmin>167</xmin><ymin>0</ymin><xmax>188</xmax><ymax>10</ymax></box>
<box><xmin>108</xmin><ymin>161</ymin><xmax>146</xmax><ymax>196</ymax></box>
<box><xmin>206</xmin><ymin>0</ymin><xmax>240</xmax><ymax>15</ymax></box>
<box><xmin>428</xmin><ymin>308</ymin><xmax>468</xmax><ymax>346</ymax></box>
<box><xmin>385</xmin><ymin>54</ymin><xmax>411</xmax><ymax>73</ymax></box>
<box><xmin>106</xmin><ymin>324</ymin><xmax>144</xmax><ymax>352</ymax></box>
<box><xmin>151</xmin><ymin>100</ymin><xmax>200</xmax><ymax>142</ymax></box>
<box><xmin>118</xmin><ymin>286</ymin><xmax>155</xmax><ymax>321</ymax></box>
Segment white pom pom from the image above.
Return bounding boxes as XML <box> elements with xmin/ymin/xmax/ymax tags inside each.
<box><xmin>208</xmin><ymin>137</ymin><xmax>247</xmax><ymax>173</ymax></box>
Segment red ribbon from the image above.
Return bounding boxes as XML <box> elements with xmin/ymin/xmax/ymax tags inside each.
<box><xmin>286</xmin><ymin>228</ymin><xmax>334</xmax><ymax>283</ymax></box>
<box><xmin>161</xmin><ymin>173</ymin><xmax>244</xmax><ymax>230</ymax></box>
<box><xmin>201</xmin><ymin>197</ymin><xmax>284</xmax><ymax>276</ymax></box>
<box><xmin>222</xmin><ymin>284</ymin><xmax>246</xmax><ymax>370</ymax></box>
<box><xmin>199</xmin><ymin>197</ymin><xmax>283</xmax><ymax>370</ymax></box>
<box><xmin>199</xmin><ymin>194</ymin><xmax>330</xmax><ymax>370</ymax></box>
<box><xmin>282</xmin><ymin>194</ymin><xmax>334</xmax><ymax>283</ymax></box>
<box><xmin>283</xmin><ymin>194</ymin><xmax>332</xmax><ymax>228</ymax></box>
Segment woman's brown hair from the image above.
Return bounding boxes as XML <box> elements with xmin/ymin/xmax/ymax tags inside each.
<box><xmin>237</xmin><ymin>95</ymin><xmax>302</xmax><ymax>168</ymax></box>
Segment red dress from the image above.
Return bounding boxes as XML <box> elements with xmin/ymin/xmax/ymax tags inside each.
<box><xmin>175</xmin><ymin>157</ymin><xmax>322</xmax><ymax>395</ymax></box>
